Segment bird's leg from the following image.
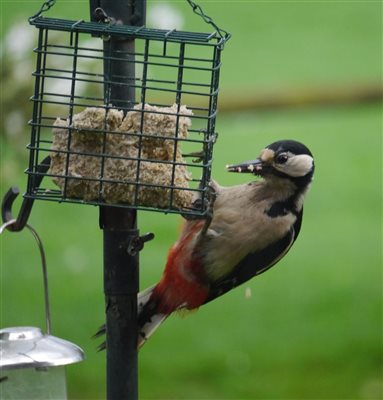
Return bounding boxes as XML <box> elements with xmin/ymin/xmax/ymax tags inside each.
<box><xmin>200</xmin><ymin>181</ymin><xmax>218</xmax><ymax>235</ymax></box>
<box><xmin>182</xmin><ymin>180</ymin><xmax>218</xmax><ymax>222</ymax></box>
<box><xmin>182</xmin><ymin>150</ymin><xmax>205</xmax><ymax>164</ymax></box>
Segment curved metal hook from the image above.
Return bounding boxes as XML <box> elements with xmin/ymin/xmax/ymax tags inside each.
<box><xmin>1</xmin><ymin>156</ymin><xmax>51</xmax><ymax>232</ymax></box>
<box><xmin>0</xmin><ymin>219</ymin><xmax>52</xmax><ymax>335</ymax></box>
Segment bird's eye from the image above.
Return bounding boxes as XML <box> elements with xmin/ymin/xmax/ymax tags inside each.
<box><xmin>276</xmin><ymin>154</ymin><xmax>288</xmax><ymax>164</ymax></box>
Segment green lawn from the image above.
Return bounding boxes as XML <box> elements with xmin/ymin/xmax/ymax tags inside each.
<box><xmin>1</xmin><ymin>103</ymin><xmax>381</xmax><ymax>399</ymax></box>
<box><xmin>1</xmin><ymin>1</ymin><xmax>382</xmax><ymax>399</ymax></box>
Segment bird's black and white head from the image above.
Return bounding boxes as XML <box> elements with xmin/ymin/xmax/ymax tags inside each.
<box><xmin>227</xmin><ymin>140</ymin><xmax>315</xmax><ymax>190</ymax></box>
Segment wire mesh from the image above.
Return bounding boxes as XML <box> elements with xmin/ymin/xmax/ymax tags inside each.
<box><xmin>26</xmin><ymin>17</ymin><xmax>226</xmax><ymax>217</ymax></box>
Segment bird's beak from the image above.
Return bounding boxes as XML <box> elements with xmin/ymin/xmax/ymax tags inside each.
<box><xmin>226</xmin><ymin>158</ymin><xmax>263</xmax><ymax>174</ymax></box>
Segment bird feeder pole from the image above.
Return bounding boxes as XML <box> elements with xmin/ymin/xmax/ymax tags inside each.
<box><xmin>1</xmin><ymin>0</ymin><xmax>229</xmax><ymax>397</ymax></box>
<box><xmin>89</xmin><ymin>1</ymin><xmax>146</xmax><ymax>399</ymax></box>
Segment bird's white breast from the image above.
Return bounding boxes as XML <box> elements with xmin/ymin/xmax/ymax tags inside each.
<box><xmin>202</xmin><ymin>181</ymin><xmax>297</xmax><ymax>281</ymax></box>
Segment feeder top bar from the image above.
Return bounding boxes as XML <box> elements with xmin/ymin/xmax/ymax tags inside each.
<box><xmin>29</xmin><ymin>16</ymin><xmax>228</xmax><ymax>46</ymax></box>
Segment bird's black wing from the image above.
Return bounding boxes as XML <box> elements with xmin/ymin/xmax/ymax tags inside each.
<box><xmin>205</xmin><ymin>208</ymin><xmax>303</xmax><ymax>304</ymax></box>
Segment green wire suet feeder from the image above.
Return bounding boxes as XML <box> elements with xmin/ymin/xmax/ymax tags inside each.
<box><xmin>25</xmin><ymin>0</ymin><xmax>230</xmax><ymax>218</ymax></box>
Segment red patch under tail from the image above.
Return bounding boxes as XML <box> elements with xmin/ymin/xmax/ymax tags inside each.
<box><xmin>151</xmin><ymin>220</ymin><xmax>209</xmax><ymax>314</ymax></box>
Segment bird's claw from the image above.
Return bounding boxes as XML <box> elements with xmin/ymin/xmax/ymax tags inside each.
<box><xmin>182</xmin><ymin>150</ymin><xmax>205</xmax><ymax>164</ymax></box>
<box><xmin>200</xmin><ymin>182</ymin><xmax>217</xmax><ymax>235</ymax></box>
<box><xmin>182</xmin><ymin>181</ymin><xmax>218</xmax><ymax>225</ymax></box>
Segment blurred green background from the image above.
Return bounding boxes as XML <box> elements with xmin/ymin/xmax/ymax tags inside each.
<box><xmin>0</xmin><ymin>1</ymin><xmax>382</xmax><ymax>399</ymax></box>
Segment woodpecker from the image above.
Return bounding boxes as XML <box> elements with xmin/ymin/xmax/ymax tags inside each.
<box><xmin>97</xmin><ymin>139</ymin><xmax>314</xmax><ymax>348</ymax></box>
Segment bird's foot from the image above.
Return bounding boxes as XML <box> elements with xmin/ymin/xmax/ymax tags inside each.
<box><xmin>200</xmin><ymin>181</ymin><xmax>218</xmax><ymax>235</ymax></box>
<box><xmin>182</xmin><ymin>150</ymin><xmax>205</xmax><ymax>164</ymax></box>
<box><xmin>182</xmin><ymin>180</ymin><xmax>218</xmax><ymax>223</ymax></box>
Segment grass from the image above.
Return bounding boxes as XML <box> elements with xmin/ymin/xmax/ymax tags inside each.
<box><xmin>1</xmin><ymin>1</ymin><xmax>382</xmax><ymax>399</ymax></box>
<box><xmin>1</xmin><ymin>103</ymin><xmax>381</xmax><ymax>399</ymax></box>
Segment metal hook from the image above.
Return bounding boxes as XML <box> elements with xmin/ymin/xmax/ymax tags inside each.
<box><xmin>29</xmin><ymin>0</ymin><xmax>57</xmax><ymax>22</ymax></box>
<box><xmin>1</xmin><ymin>156</ymin><xmax>51</xmax><ymax>232</ymax></box>
<box><xmin>94</xmin><ymin>7</ymin><xmax>111</xmax><ymax>24</ymax></box>
<box><xmin>0</xmin><ymin>220</ymin><xmax>52</xmax><ymax>335</ymax></box>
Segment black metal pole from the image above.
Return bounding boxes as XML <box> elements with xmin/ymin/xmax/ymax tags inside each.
<box><xmin>101</xmin><ymin>209</ymin><xmax>139</xmax><ymax>400</ymax></box>
<box><xmin>89</xmin><ymin>1</ymin><xmax>146</xmax><ymax>399</ymax></box>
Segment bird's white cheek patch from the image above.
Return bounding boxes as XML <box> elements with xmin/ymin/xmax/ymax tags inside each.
<box><xmin>285</xmin><ymin>154</ymin><xmax>313</xmax><ymax>177</ymax></box>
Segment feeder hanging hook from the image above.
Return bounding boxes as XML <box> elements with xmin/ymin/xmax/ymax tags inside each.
<box><xmin>0</xmin><ymin>220</ymin><xmax>52</xmax><ymax>335</ymax></box>
<box><xmin>29</xmin><ymin>0</ymin><xmax>57</xmax><ymax>21</ymax></box>
<box><xmin>186</xmin><ymin>0</ymin><xmax>231</xmax><ymax>42</ymax></box>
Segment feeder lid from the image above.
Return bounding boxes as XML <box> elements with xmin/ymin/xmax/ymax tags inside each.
<box><xmin>0</xmin><ymin>327</ymin><xmax>84</xmax><ymax>370</ymax></box>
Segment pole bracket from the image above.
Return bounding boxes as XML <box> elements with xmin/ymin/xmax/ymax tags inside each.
<box><xmin>127</xmin><ymin>232</ymin><xmax>155</xmax><ymax>256</ymax></box>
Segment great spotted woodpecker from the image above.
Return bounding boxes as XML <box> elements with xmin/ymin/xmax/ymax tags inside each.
<box><xmin>97</xmin><ymin>139</ymin><xmax>315</xmax><ymax>348</ymax></box>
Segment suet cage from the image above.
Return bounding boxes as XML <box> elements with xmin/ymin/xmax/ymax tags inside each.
<box><xmin>25</xmin><ymin>8</ymin><xmax>230</xmax><ymax>218</ymax></box>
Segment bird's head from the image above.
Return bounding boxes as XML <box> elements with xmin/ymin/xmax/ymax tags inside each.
<box><xmin>227</xmin><ymin>140</ymin><xmax>315</xmax><ymax>188</ymax></box>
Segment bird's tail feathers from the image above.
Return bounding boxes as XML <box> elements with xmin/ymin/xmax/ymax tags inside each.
<box><xmin>138</xmin><ymin>312</ymin><xmax>168</xmax><ymax>349</ymax></box>
<box><xmin>138</xmin><ymin>284</ymin><xmax>156</xmax><ymax>313</ymax></box>
<box><xmin>94</xmin><ymin>284</ymin><xmax>168</xmax><ymax>350</ymax></box>
<box><xmin>137</xmin><ymin>284</ymin><xmax>169</xmax><ymax>349</ymax></box>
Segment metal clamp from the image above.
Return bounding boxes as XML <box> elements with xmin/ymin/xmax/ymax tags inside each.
<box><xmin>90</xmin><ymin>0</ymin><xmax>146</xmax><ymax>27</ymax></box>
<box><xmin>94</xmin><ymin>7</ymin><xmax>112</xmax><ymax>24</ymax></box>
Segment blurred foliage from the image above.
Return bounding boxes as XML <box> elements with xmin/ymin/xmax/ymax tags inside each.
<box><xmin>0</xmin><ymin>1</ymin><xmax>382</xmax><ymax>400</ymax></box>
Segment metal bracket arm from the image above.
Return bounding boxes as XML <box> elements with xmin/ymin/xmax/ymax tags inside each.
<box><xmin>1</xmin><ymin>156</ymin><xmax>51</xmax><ymax>232</ymax></box>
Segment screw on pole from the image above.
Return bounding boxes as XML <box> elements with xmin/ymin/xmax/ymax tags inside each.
<box><xmin>89</xmin><ymin>1</ymin><xmax>146</xmax><ymax>399</ymax></box>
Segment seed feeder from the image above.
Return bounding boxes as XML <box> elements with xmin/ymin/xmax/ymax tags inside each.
<box><xmin>1</xmin><ymin>0</ymin><xmax>230</xmax><ymax>398</ymax></box>
<box><xmin>0</xmin><ymin>221</ymin><xmax>84</xmax><ymax>400</ymax></box>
